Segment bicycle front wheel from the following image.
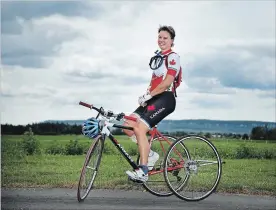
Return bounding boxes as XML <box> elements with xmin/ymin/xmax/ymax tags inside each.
<box><xmin>77</xmin><ymin>135</ymin><xmax>104</xmax><ymax>202</ymax></box>
<box><xmin>164</xmin><ymin>135</ymin><xmax>222</xmax><ymax>201</ymax></box>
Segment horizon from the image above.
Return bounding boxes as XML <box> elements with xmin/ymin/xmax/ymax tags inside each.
<box><xmin>2</xmin><ymin>118</ymin><xmax>275</xmax><ymax>126</ymax></box>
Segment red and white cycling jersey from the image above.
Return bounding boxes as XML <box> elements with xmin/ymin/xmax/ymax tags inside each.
<box><xmin>148</xmin><ymin>49</ymin><xmax>181</xmax><ymax>92</ymax></box>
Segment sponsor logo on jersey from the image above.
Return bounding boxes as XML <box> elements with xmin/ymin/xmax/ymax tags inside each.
<box><xmin>147</xmin><ymin>105</ymin><xmax>155</xmax><ymax>111</ymax></box>
<box><xmin>150</xmin><ymin>107</ymin><xmax>165</xmax><ymax>119</ymax></box>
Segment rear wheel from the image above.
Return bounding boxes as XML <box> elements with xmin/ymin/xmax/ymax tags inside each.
<box><xmin>164</xmin><ymin>135</ymin><xmax>222</xmax><ymax>201</ymax></box>
<box><xmin>77</xmin><ymin>136</ymin><xmax>104</xmax><ymax>202</ymax></box>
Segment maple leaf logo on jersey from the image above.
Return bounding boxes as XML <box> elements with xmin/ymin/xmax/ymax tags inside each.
<box><xmin>169</xmin><ymin>59</ymin><xmax>176</xmax><ymax>65</ymax></box>
<box><xmin>147</xmin><ymin>105</ymin><xmax>155</xmax><ymax>111</ymax></box>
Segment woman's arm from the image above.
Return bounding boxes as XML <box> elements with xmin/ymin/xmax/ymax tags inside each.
<box><xmin>149</xmin><ymin>74</ymin><xmax>174</xmax><ymax>97</ymax></box>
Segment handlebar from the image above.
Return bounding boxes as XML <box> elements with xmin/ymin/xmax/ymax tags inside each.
<box><xmin>79</xmin><ymin>101</ymin><xmax>93</xmax><ymax>109</ymax></box>
<box><xmin>79</xmin><ymin>101</ymin><xmax>103</xmax><ymax>114</ymax></box>
<box><xmin>79</xmin><ymin>101</ymin><xmax>137</xmax><ymax>122</ymax></box>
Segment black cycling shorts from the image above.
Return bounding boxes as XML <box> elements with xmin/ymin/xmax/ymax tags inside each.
<box><xmin>133</xmin><ymin>91</ymin><xmax>176</xmax><ymax>128</ymax></box>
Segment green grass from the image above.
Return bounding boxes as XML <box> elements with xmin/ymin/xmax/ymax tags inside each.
<box><xmin>1</xmin><ymin>135</ymin><xmax>276</xmax><ymax>195</ymax></box>
<box><xmin>219</xmin><ymin>159</ymin><xmax>276</xmax><ymax>194</ymax></box>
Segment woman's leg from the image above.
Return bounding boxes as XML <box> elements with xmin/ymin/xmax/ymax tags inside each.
<box><xmin>133</xmin><ymin>121</ymin><xmax>150</xmax><ymax>166</ymax></box>
<box><xmin>126</xmin><ymin>119</ymin><xmax>151</xmax><ymax>182</ymax></box>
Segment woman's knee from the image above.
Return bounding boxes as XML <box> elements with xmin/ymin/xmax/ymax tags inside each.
<box><xmin>133</xmin><ymin>121</ymin><xmax>149</xmax><ymax>136</ymax></box>
<box><xmin>122</xmin><ymin>114</ymin><xmax>138</xmax><ymax>136</ymax></box>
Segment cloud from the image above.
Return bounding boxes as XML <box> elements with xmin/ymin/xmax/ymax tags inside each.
<box><xmin>185</xmin><ymin>40</ymin><xmax>275</xmax><ymax>92</ymax></box>
<box><xmin>170</xmin><ymin>88</ymin><xmax>275</xmax><ymax>122</ymax></box>
<box><xmin>189</xmin><ymin>93</ymin><xmax>233</xmax><ymax>109</ymax></box>
<box><xmin>1</xmin><ymin>1</ymin><xmax>102</xmax><ymax>33</ymax></box>
<box><xmin>1</xmin><ymin>1</ymin><xmax>275</xmax><ymax>125</ymax></box>
<box><xmin>184</xmin><ymin>77</ymin><xmax>237</xmax><ymax>95</ymax></box>
<box><xmin>1</xmin><ymin>15</ymin><xmax>82</xmax><ymax>68</ymax></box>
<box><xmin>257</xmin><ymin>90</ymin><xmax>276</xmax><ymax>99</ymax></box>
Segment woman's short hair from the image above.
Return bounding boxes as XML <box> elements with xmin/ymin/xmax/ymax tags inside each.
<box><xmin>158</xmin><ymin>25</ymin><xmax>176</xmax><ymax>40</ymax></box>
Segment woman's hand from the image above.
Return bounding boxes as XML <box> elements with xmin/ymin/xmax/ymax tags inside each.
<box><xmin>138</xmin><ymin>92</ymin><xmax>152</xmax><ymax>107</ymax></box>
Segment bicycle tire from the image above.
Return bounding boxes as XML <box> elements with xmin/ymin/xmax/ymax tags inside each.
<box><xmin>77</xmin><ymin>135</ymin><xmax>104</xmax><ymax>202</ymax></box>
<box><xmin>137</xmin><ymin>134</ymin><xmax>188</xmax><ymax>197</ymax></box>
<box><xmin>164</xmin><ymin>135</ymin><xmax>222</xmax><ymax>201</ymax></box>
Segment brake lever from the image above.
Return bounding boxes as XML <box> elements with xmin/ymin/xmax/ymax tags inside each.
<box><xmin>116</xmin><ymin>112</ymin><xmax>125</xmax><ymax>121</ymax></box>
<box><xmin>104</xmin><ymin>110</ymin><xmax>114</xmax><ymax>118</ymax></box>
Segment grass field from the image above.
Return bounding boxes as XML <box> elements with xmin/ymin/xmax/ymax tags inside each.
<box><xmin>1</xmin><ymin>135</ymin><xmax>276</xmax><ymax>196</ymax></box>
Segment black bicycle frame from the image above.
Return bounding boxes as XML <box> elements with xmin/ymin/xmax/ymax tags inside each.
<box><xmin>107</xmin><ymin>124</ymin><xmax>139</xmax><ymax>170</ymax></box>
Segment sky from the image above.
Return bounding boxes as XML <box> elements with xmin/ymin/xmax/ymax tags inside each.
<box><xmin>1</xmin><ymin>1</ymin><xmax>275</xmax><ymax>125</ymax></box>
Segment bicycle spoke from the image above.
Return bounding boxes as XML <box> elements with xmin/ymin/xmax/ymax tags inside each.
<box><xmin>196</xmin><ymin>160</ymin><xmax>220</xmax><ymax>167</ymax></box>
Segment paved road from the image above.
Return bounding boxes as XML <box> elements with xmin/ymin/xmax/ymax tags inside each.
<box><xmin>1</xmin><ymin>188</ymin><xmax>275</xmax><ymax>210</ymax></box>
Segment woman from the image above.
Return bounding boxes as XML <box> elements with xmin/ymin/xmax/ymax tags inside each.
<box><xmin>124</xmin><ymin>25</ymin><xmax>182</xmax><ymax>182</ymax></box>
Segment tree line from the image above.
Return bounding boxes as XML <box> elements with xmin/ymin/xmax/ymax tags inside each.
<box><xmin>1</xmin><ymin>123</ymin><xmax>276</xmax><ymax>140</ymax></box>
<box><xmin>1</xmin><ymin>122</ymin><xmax>81</xmax><ymax>135</ymax></box>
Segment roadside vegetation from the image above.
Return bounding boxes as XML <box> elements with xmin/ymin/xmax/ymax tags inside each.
<box><xmin>1</xmin><ymin>131</ymin><xmax>276</xmax><ymax>196</ymax></box>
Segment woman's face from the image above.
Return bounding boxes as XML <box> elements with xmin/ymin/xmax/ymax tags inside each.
<box><xmin>158</xmin><ymin>30</ymin><xmax>173</xmax><ymax>51</ymax></box>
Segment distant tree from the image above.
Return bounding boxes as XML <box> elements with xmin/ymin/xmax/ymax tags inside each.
<box><xmin>267</xmin><ymin>127</ymin><xmax>276</xmax><ymax>140</ymax></box>
<box><xmin>198</xmin><ymin>132</ymin><xmax>203</xmax><ymax>136</ymax></box>
<box><xmin>242</xmin><ymin>133</ymin><xmax>249</xmax><ymax>140</ymax></box>
<box><xmin>226</xmin><ymin>133</ymin><xmax>234</xmax><ymax>138</ymax></box>
<box><xmin>1</xmin><ymin>124</ymin><xmax>25</xmax><ymax>135</ymax></box>
<box><xmin>175</xmin><ymin>131</ymin><xmax>186</xmax><ymax>137</ymax></box>
<box><xmin>251</xmin><ymin>126</ymin><xmax>266</xmax><ymax>140</ymax></box>
<box><xmin>1</xmin><ymin>122</ymin><xmax>82</xmax><ymax>135</ymax></box>
<box><xmin>205</xmin><ymin>133</ymin><xmax>212</xmax><ymax>138</ymax></box>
